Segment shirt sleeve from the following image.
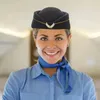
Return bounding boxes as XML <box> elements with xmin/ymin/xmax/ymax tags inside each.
<box><xmin>83</xmin><ymin>77</ymin><xmax>97</xmax><ymax>100</ymax></box>
<box><xmin>2</xmin><ymin>72</ymin><xmax>21</xmax><ymax>100</ymax></box>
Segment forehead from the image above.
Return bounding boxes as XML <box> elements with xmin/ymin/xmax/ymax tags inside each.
<box><xmin>37</xmin><ymin>29</ymin><xmax>66</xmax><ymax>36</ymax></box>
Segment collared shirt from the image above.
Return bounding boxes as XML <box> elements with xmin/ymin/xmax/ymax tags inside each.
<box><xmin>2</xmin><ymin>63</ymin><xmax>96</xmax><ymax>100</ymax></box>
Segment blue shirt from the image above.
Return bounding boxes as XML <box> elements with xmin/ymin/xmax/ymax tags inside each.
<box><xmin>2</xmin><ymin>62</ymin><xmax>96</xmax><ymax>100</ymax></box>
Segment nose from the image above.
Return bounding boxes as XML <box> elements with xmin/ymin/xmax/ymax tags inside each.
<box><xmin>46</xmin><ymin>40</ymin><xmax>57</xmax><ymax>49</ymax></box>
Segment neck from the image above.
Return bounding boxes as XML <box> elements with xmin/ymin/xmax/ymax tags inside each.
<box><xmin>43</xmin><ymin>68</ymin><xmax>57</xmax><ymax>76</ymax></box>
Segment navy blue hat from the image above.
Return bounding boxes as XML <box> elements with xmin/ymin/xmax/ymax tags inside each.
<box><xmin>31</xmin><ymin>7</ymin><xmax>71</xmax><ymax>29</ymax></box>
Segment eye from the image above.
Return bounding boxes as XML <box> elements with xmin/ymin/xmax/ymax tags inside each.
<box><xmin>55</xmin><ymin>37</ymin><xmax>63</xmax><ymax>41</ymax></box>
<box><xmin>40</xmin><ymin>37</ymin><xmax>48</xmax><ymax>41</ymax></box>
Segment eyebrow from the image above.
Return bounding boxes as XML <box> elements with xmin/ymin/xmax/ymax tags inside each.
<box><xmin>40</xmin><ymin>34</ymin><xmax>48</xmax><ymax>37</ymax></box>
<box><xmin>40</xmin><ymin>34</ymin><xmax>64</xmax><ymax>37</ymax></box>
<box><xmin>54</xmin><ymin>34</ymin><xmax>64</xmax><ymax>37</ymax></box>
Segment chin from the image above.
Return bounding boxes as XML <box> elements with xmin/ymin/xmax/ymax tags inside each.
<box><xmin>45</xmin><ymin>58</ymin><xmax>62</xmax><ymax>64</ymax></box>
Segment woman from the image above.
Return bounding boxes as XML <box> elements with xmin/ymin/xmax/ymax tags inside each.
<box><xmin>2</xmin><ymin>7</ymin><xmax>96</xmax><ymax>100</ymax></box>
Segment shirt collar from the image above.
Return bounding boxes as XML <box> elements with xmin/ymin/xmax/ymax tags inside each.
<box><xmin>31</xmin><ymin>63</ymin><xmax>45</xmax><ymax>79</ymax></box>
<box><xmin>31</xmin><ymin>62</ymin><xmax>69</xmax><ymax>85</ymax></box>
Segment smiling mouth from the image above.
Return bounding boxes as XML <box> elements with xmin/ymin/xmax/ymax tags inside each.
<box><xmin>44</xmin><ymin>51</ymin><xmax>60</xmax><ymax>56</ymax></box>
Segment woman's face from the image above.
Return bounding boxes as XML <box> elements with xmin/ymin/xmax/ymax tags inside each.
<box><xmin>33</xmin><ymin>29</ymin><xmax>71</xmax><ymax>64</ymax></box>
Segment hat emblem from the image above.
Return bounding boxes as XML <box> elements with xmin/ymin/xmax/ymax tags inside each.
<box><xmin>46</xmin><ymin>22</ymin><xmax>55</xmax><ymax>28</ymax></box>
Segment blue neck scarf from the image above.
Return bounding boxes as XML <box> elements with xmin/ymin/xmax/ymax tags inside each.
<box><xmin>38</xmin><ymin>56</ymin><xmax>73</xmax><ymax>93</ymax></box>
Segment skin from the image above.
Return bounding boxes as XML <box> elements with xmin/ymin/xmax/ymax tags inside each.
<box><xmin>33</xmin><ymin>29</ymin><xmax>71</xmax><ymax>76</ymax></box>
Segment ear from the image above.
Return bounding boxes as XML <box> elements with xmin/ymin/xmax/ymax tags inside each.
<box><xmin>67</xmin><ymin>34</ymin><xmax>72</xmax><ymax>46</ymax></box>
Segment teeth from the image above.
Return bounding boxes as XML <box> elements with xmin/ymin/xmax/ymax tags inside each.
<box><xmin>46</xmin><ymin>52</ymin><xmax>58</xmax><ymax>55</ymax></box>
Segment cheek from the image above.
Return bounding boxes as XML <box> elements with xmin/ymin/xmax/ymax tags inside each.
<box><xmin>58</xmin><ymin>40</ymin><xmax>68</xmax><ymax>49</ymax></box>
<box><xmin>36</xmin><ymin>41</ymin><xmax>45</xmax><ymax>50</ymax></box>
<box><xmin>60</xmin><ymin>45</ymin><xmax>67</xmax><ymax>53</ymax></box>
